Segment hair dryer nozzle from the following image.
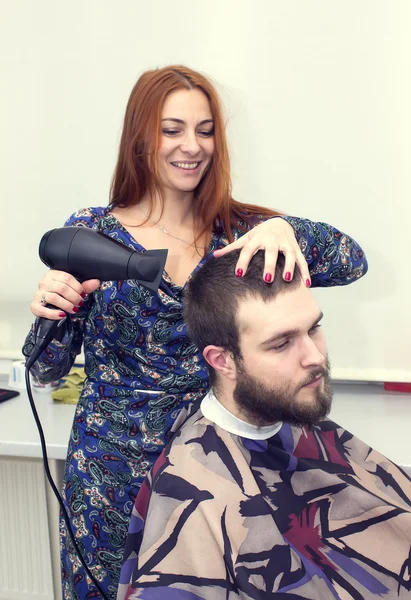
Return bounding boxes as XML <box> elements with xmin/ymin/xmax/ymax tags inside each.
<box><xmin>128</xmin><ymin>249</ymin><xmax>168</xmax><ymax>292</ymax></box>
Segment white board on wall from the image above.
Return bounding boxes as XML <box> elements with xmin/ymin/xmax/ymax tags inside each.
<box><xmin>0</xmin><ymin>0</ymin><xmax>410</xmax><ymax>381</ymax></box>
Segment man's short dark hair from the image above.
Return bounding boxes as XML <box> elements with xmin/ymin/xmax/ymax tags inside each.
<box><xmin>184</xmin><ymin>250</ymin><xmax>301</xmax><ymax>384</ymax></box>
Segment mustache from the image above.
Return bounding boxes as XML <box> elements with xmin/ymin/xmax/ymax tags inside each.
<box><xmin>300</xmin><ymin>366</ymin><xmax>329</xmax><ymax>388</ymax></box>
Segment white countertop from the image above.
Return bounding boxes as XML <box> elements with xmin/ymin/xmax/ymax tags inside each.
<box><xmin>0</xmin><ymin>380</ymin><xmax>410</xmax><ymax>472</ymax></box>
<box><xmin>0</xmin><ymin>382</ymin><xmax>75</xmax><ymax>460</ymax></box>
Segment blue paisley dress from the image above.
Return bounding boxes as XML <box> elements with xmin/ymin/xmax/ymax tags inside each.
<box><xmin>23</xmin><ymin>206</ymin><xmax>367</xmax><ymax>600</ymax></box>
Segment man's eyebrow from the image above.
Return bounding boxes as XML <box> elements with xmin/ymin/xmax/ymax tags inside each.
<box><xmin>161</xmin><ymin>118</ymin><xmax>214</xmax><ymax>125</ymax></box>
<box><xmin>260</xmin><ymin>312</ymin><xmax>324</xmax><ymax>347</ymax></box>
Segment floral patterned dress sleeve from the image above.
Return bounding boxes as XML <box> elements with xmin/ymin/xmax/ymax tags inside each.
<box><xmin>282</xmin><ymin>216</ymin><xmax>368</xmax><ymax>287</ymax></box>
<box><xmin>22</xmin><ymin>298</ymin><xmax>90</xmax><ymax>384</ymax></box>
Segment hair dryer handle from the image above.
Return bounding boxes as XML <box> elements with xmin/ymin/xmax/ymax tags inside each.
<box><xmin>26</xmin><ymin>311</ymin><xmax>68</xmax><ymax>371</ymax></box>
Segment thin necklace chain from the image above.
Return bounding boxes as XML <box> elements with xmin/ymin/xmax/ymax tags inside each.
<box><xmin>121</xmin><ymin>205</ymin><xmax>207</xmax><ymax>250</ymax></box>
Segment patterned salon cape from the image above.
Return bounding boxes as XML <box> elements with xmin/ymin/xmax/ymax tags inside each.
<box><xmin>118</xmin><ymin>408</ymin><xmax>411</xmax><ymax>599</ymax></box>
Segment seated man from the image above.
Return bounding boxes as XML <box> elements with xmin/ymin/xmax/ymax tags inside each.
<box><xmin>118</xmin><ymin>252</ymin><xmax>411</xmax><ymax>600</ymax></box>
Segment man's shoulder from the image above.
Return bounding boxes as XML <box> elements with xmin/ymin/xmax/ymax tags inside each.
<box><xmin>150</xmin><ymin>408</ymin><xmax>249</xmax><ymax>491</ymax></box>
<box><xmin>164</xmin><ymin>408</ymin><xmax>229</xmax><ymax>464</ymax></box>
<box><xmin>304</xmin><ymin>419</ymin><xmax>409</xmax><ymax>476</ymax></box>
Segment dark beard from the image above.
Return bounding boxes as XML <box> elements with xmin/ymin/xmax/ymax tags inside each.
<box><xmin>233</xmin><ymin>358</ymin><xmax>333</xmax><ymax>428</ymax></box>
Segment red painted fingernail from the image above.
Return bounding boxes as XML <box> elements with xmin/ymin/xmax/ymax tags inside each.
<box><xmin>306</xmin><ymin>279</ymin><xmax>311</xmax><ymax>288</ymax></box>
<box><xmin>72</xmin><ymin>306</ymin><xmax>80</xmax><ymax>313</ymax></box>
<box><xmin>236</xmin><ymin>268</ymin><xmax>243</xmax><ymax>278</ymax></box>
<box><xmin>78</xmin><ymin>301</ymin><xmax>85</xmax><ymax>307</ymax></box>
<box><xmin>264</xmin><ymin>273</ymin><xmax>272</xmax><ymax>283</ymax></box>
<box><xmin>284</xmin><ymin>272</ymin><xmax>291</xmax><ymax>281</ymax></box>
<box><xmin>58</xmin><ymin>312</ymin><xmax>66</xmax><ymax>318</ymax></box>
<box><xmin>80</xmin><ymin>291</ymin><xmax>86</xmax><ymax>298</ymax></box>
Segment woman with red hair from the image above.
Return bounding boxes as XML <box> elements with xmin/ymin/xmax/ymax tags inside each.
<box><xmin>24</xmin><ymin>65</ymin><xmax>367</xmax><ymax>599</ymax></box>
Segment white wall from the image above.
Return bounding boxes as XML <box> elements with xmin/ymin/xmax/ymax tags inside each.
<box><xmin>1</xmin><ymin>0</ymin><xmax>410</xmax><ymax>380</ymax></box>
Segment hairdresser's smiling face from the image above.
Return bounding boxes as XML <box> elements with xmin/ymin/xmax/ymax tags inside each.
<box><xmin>157</xmin><ymin>88</ymin><xmax>215</xmax><ymax>194</ymax></box>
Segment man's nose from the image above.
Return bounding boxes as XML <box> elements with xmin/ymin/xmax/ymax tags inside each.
<box><xmin>300</xmin><ymin>336</ymin><xmax>326</xmax><ymax>369</ymax></box>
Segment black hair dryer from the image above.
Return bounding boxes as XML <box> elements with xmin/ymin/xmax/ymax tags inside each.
<box><xmin>26</xmin><ymin>227</ymin><xmax>168</xmax><ymax>369</ymax></box>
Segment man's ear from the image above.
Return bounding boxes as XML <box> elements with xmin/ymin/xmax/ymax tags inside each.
<box><xmin>203</xmin><ymin>346</ymin><xmax>237</xmax><ymax>381</ymax></box>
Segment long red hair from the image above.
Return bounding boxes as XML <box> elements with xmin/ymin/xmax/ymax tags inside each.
<box><xmin>110</xmin><ymin>65</ymin><xmax>281</xmax><ymax>243</ymax></box>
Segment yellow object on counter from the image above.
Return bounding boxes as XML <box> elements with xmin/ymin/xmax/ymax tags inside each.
<box><xmin>51</xmin><ymin>367</ymin><xmax>86</xmax><ymax>404</ymax></box>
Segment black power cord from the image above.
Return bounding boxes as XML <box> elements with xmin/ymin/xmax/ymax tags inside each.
<box><xmin>25</xmin><ymin>367</ymin><xmax>110</xmax><ymax>600</ymax></box>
